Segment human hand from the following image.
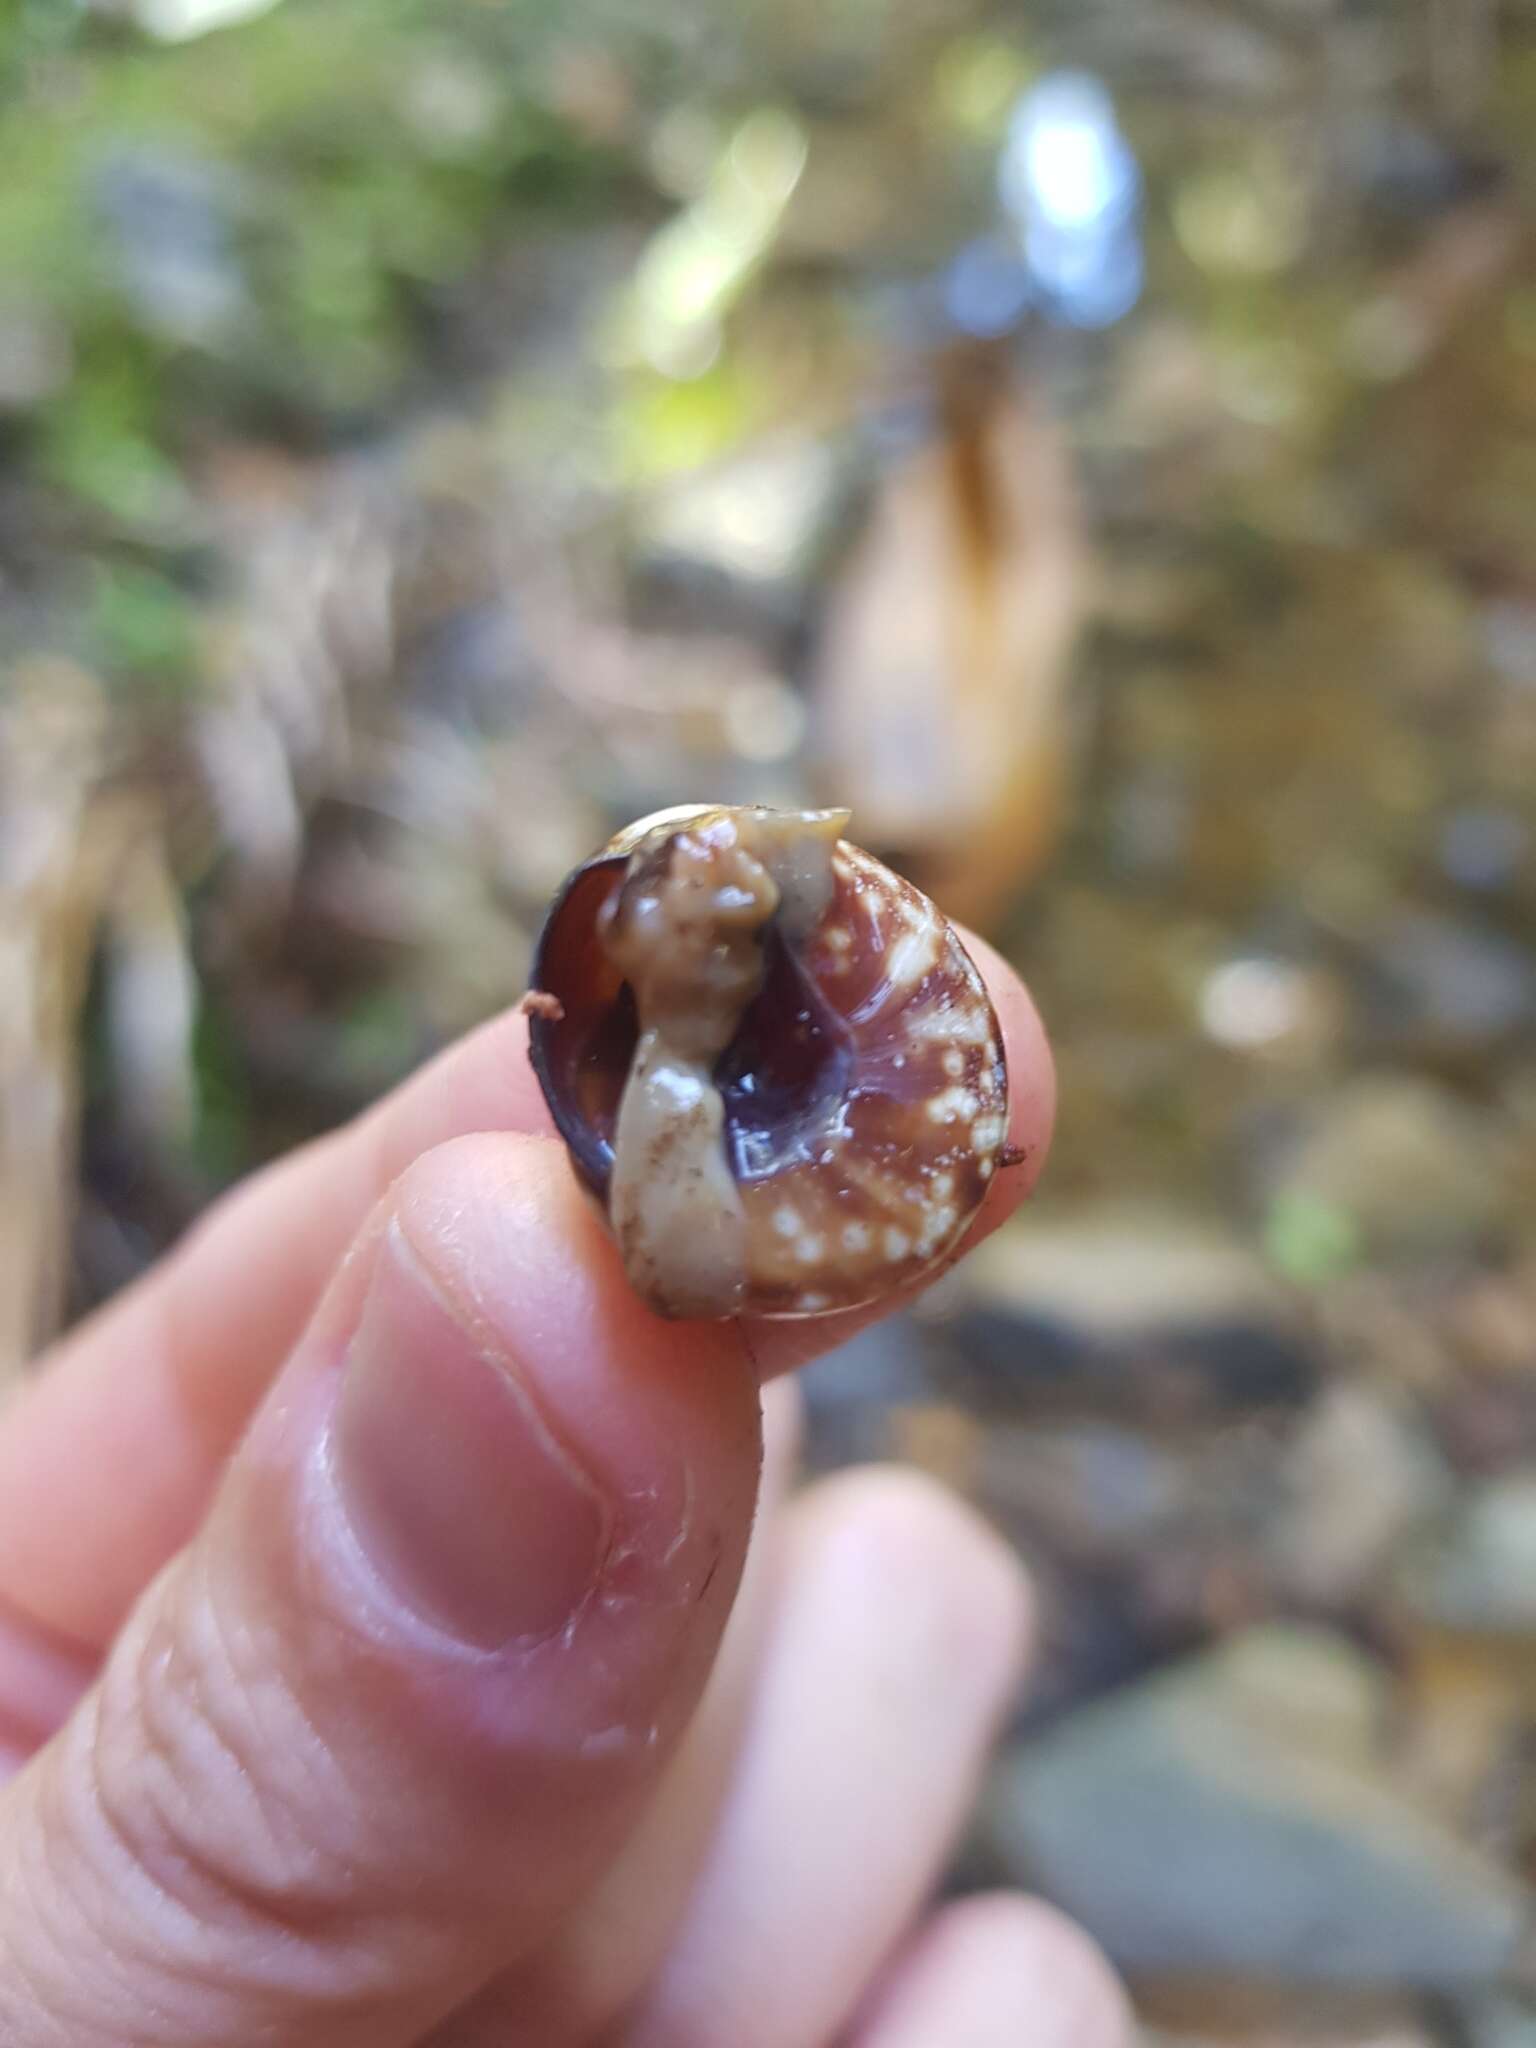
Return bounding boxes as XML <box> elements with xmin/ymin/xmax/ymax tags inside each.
<box><xmin>0</xmin><ymin>940</ymin><xmax>1128</xmax><ymax>2047</ymax></box>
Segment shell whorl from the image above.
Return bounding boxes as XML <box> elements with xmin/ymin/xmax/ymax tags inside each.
<box><xmin>527</xmin><ymin>806</ymin><xmax>1007</xmax><ymax>1321</ymax></box>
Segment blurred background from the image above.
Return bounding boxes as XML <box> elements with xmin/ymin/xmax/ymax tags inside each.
<box><xmin>4</xmin><ymin>0</ymin><xmax>1536</xmax><ymax>2037</ymax></box>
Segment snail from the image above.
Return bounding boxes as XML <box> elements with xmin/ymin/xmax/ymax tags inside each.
<box><xmin>526</xmin><ymin>804</ymin><xmax>1008</xmax><ymax>1321</ymax></box>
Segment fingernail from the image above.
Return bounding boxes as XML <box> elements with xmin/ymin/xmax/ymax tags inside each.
<box><xmin>331</xmin><ymin>1221</ymin><xmax>611</xmax><ymax>1647</ymax></box>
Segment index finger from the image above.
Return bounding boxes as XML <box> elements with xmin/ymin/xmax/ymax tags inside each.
<box><xmin>0</xmin><ymin>939</ymin><xmax>1050</xmax><ymax>1657</ymax></box>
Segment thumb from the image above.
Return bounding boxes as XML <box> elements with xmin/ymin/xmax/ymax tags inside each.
<box><xmin>0</xmin><ymin>1135</ymin><xmax>762</xmax><ymax>2048</ymax></box>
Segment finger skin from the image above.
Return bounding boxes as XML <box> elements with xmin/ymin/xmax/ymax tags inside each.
<box><xmin>434</xmin><ymin>1463</ymin><xmax>1035</xmax><ymax>2048</ymax></box>
<box><xmin>0</xmin><ymin>1135</ymin><xmax>761</xmax><ymax>2048</ymax></box>
<box><xmin>617</xmin><ymin>1468</ymin><xmax>1032</xmax><ymax>2048</ymax></box>
<box><xmin>0</xmin><ymin>940</ymin><xmax>1049</xmax><ymax>1656</ymax></box>
<box><xmin>426</xmin><ymin>1379</ymin><xmax>806</xmax><ymax>2048</ymax></box>
<box><xmin>0</xmin><ymin>1008</ymin><xmax>556</xmax><ymax>1655</ymax></box>
<box><xmin>0</xmin><ymin>1595</ymin><xmax>92</xmax><ymax>1775</ymax></box>
<box><xmin>846</xmin><ymin>1895</ymin><xmax>1132</xmax><ymax>2048</ymax></box>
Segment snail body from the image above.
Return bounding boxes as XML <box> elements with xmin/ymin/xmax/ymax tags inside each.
<box><xmin>528</xmin><ymin>804</ymin><xmax>1007</xmax><ymax>1321</ymax></box>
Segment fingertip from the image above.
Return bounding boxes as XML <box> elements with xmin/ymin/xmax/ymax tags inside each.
<box><xmin>620</xmin><ymin>1469</ymin><xmax>1038</xmax><ymax>2048</ymax></box>
<box><xmin>850</xmin><ymin>1894</ymin><xmax>1133</xmax><ymax>2048</ymax></box>
<box><xmin>0</xmin><ymin>1128</ymin><xmax>777</xmax><ymax>2048</ymax></box>
<box><xmin>789</xmin><ymin>1465</ymin><xmax>1034</xmax><ymax>1711</ymax></box>
<box><xmin>387</xmin><ymin>1130</ymin><xmax>762</xmax><ymax>1520</ymax></box>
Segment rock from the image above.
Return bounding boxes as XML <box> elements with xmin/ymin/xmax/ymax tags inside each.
<box><xmin>1457</xmin><ymin>1992</ymin><xmax>1536</xmax><ymax>2048</ymax></box>
<box><xmin>969</xmin><ymin>1423</ymin><xmax>1214</xmax><ymax>1719</ymax></box>
<box><xmin>1441</xmin><ymin>1266</ymin><xmax>1536</xmax><ymax>1383</ymax></box>
<box><xmin>1440</xmin><ymin>809</ymin><xmax>1530</xmax><ymax>895</ymax></box>
<box><xmin>1198</xmin><ymin>953</ymin><xmax>1348</xmax><ymax>1065</ymax></box>
<box><xmin>1399</xmin><ymin>1477</ymin><xmax>1536</xmax><ymax>1634</ymax></box>
<box><xmin>1139</xmin><ymin>1984</ymin><xmax>1438</xmax><ymax>2047</ymax></box>
<box><xmin>987</xmin><ymin>1625</ymin><xmax>1531</xmax><ymax>1986</ymax></box>
<box><xmin>963</xmin><ymin>1209</ymin><xmax>1288</xmax><ymax>1339</ymax></box>
<box><xmin>975</xmin><ymin>1420</ymin><xmax>1191</xmax><ymax>1559</ymax></box>
<box><xmin>1432</xmin><ymin>1378</ymin><xmax>1536</xmax><ymax>1480</ymax></box>
<box><xmin>946</xmin><ymin>1208</ymin><xmax>1320</xmax><ymax>1419</ymax></box>
<box><xmin>1357</xmin><ymin>909</ymin><xmax>1536</xmax><ymax>1058</ymax></box>
<box><xmin>797</xmin><ymin>1314</ymin><xmax>935</xmax><ymax>1472</ymax></box>
<box><xmin>91</xmin><ymin>145</ymin><xmax>247</xmax><ymax>346</ymax></box>
<box><xmin>1268</xmin><ymin>1385</ymin><xmax>1453</xmax><ymax>1606</ymax></box>
<box><xmin>1143</xmin><ymin>2021</ymin><xmax>1434</xmax><ymax>2048</ymax></box>
<box><xmin>1258</xmin><ymin>1077</ymin><xmax>1512</xmax><ymax>1263</ymax></box>
<box><xmin>1019</xmin><ymin>1555</ymin><xmax>1190</xmax><ymax>1726</ymax></box>
<box><xmin>883</xmin><ymin>1402</ymin><xmax>984</xmax><ymax>1495</ymax></box>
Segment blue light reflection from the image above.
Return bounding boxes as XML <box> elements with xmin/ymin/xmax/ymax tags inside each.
<box><xmin>996</xmin><ymin>69</ymin><xmax>1143</xmax><ymax>331</ymax></box>
<box><xmin>943</xmin><ymin>236</ymin><xmax>1034</xmax><ymax>339</ymax></box>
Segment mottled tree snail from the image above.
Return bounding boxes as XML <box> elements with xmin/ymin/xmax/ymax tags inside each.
<box><xmin>526</xmin><ymin>804</ymin><xmax>1008</xmax><ymax>1321</ymax></box>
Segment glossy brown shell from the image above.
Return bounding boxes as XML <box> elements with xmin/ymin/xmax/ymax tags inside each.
<box><xmin>528</xmin><ymin>817</ymin><xmax>1007</xmax><ymax>1319</ymax></box>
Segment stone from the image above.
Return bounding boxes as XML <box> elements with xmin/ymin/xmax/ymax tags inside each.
<box><xmin>975</xmin><ymin>1420</ymin><xmax>1190</xmax><ymax>1557</ymax></box>
<box><xmin>962</xmin><ymin>1209</ymin><xmax>1288</xmax><ymax>1339</ymax></box>
<box><xmin>947</xmin><ymin>1208</ymin><xmax>1320</xmax><ymax>1418</ymax></box>
<box><xmin>91</xmin><ymin>144</ymin><xmax>247</xmax><ymax>345</ymax></box>
<box><xmin>1268</xmin><ymin>1385</ymin><xmax>1453</xmax><ymax>1606</ymax></box>
<box><xmin>1358</xmin><ymin>909</ymin><xmax>1536</xmax><ymax>1058</ymax></box>
<box><xmin>1440</xmin><ymin>809</ymin><xmax>1530</xmax><ymax>895</ymax></box>
<box><xmin>1457</xmin><ymin>1992</ymin><xmax>1536</xmax><ymax>2048</ymax></box>
<box><xmin>797</xmin><ymin>1314</ymin><xmax>935</xmax><ymax>1473</ymax></box>
<box><xmin>1139</xmin><ymin>1984</ymin><xmax>1437</xmax><ymax>2047</ymax></box>
<box><xmin>1399</xmin><ymin>1476</ymin><xmax>1536</xmax><ymax>1634</ymax></box>
<box><xmin>987</xmin><ymin>1625</ymin><xmax>1532</xmax><ymax>1985</ymax></box>
<box><xmin>1257</xmin><ymin>1078</ymin><xmax>1511</xmax><ymax>1263</ymax></box>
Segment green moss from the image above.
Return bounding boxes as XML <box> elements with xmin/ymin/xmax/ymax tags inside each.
<box><xmin>88</xmin><ymin>561</ymin><xmax>197</xmax><ymax>682</ymax></box>
<box><xmin>187</xmin><ymin>988</ymin><xmax>252</xmax><ymax>1182</ymax></box>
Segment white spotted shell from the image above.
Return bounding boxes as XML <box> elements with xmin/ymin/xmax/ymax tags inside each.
<box><xmin>528</xmin><ymin>805</ymin><xmax>1008</xmax><ymax>1321</ymax></box>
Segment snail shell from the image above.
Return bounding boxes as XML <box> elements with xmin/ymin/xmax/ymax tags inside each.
<box><xmin>527</xmin><ymin>804</ymin><xmax>1008</xmax><ymax>1321</ymax></box>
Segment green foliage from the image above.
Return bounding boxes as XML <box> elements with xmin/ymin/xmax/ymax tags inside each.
<box><xmin>88</xmin><ymin>560</ymin><xmax>197</xmax><ymax>681</ymax></box>
<box><xmin>1264</xmin><ymin>1192</ymin><xmax>1361</xmax><ymax>1289</ymax></box>
<box><xmin>333</xmin><ymin>987</ymin><xmax>421</xmax><ymax>1087</ymax></box>
<box><xmin>41</xmin><ymin>339</ymin><xmax>192</xmax><ymax>532</ymax></box>
<box><xmin>0</xmin><ymin>0</ymin><xmax>635</xmax><ymax>534</ymax></box>
<box><xmin>188</xmin><ymin>986</ymin><xmax>252</xmax><ymax>1182</ymax></box>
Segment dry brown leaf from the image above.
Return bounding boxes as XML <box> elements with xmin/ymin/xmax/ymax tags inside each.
<box><xmin>0</xmin><ymin>662</ymin><xmax>114</xmax><ymax>1380</ymax></box>
<box><xmin>811</xmin><ymin>343</ymin><xmax>1087</xmax><ymax>931</ymax></box>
